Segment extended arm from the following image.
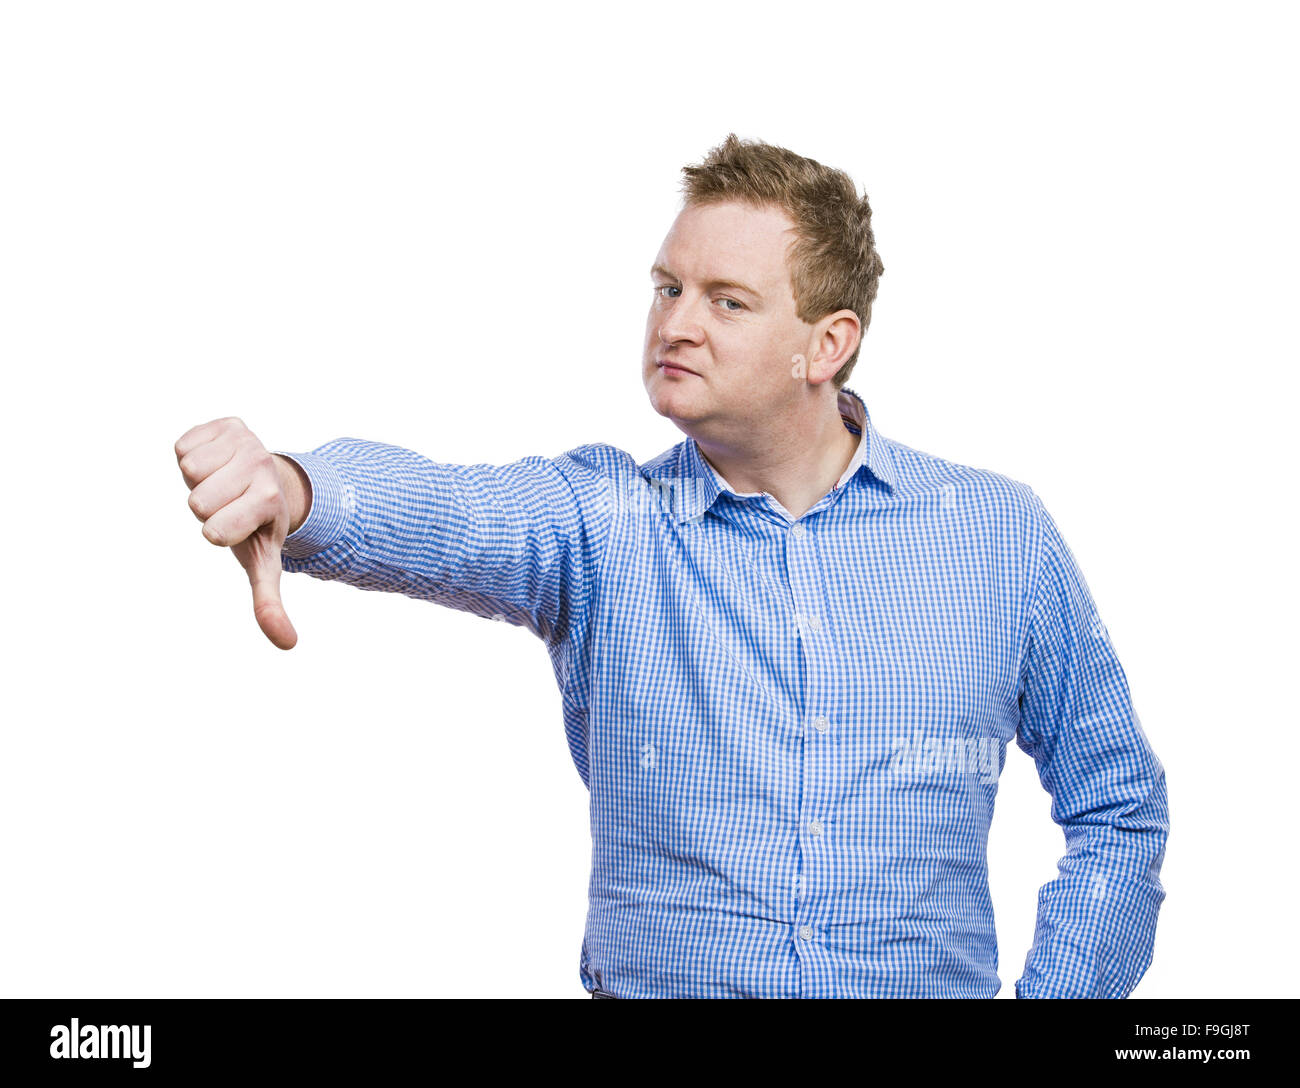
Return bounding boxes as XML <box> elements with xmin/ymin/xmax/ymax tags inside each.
<box><xmin>269</xmin><ymin>438</ymin><xmax>633</xmax><ymax>651</ymax></box>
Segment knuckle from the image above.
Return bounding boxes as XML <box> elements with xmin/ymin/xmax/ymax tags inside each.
<box><xmin>188</xmin><ymin>492</ymin><xmax>206</xmax><ymax>518</ymax></box>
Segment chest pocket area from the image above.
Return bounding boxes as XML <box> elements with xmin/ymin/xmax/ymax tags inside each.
<box><xmin>674</xmin><ymin>519</ymin><xmax>804</xmax><ymax>720</ymax></box>
<box><xmin>865</xmin><ymin>617</ymin><xmax>1007</xmax><ymax>742</ymax></box>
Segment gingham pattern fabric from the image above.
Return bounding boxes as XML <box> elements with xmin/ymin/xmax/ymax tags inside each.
<box><xmin>274</xmin><ymin>387</ymin><xmax>1167</xmax><ymax>999</ymax></box>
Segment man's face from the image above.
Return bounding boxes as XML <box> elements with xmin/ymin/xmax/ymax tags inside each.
<box><xmin>643</xmin><ymin>200</ymin><xmax>818</xmax><ymax>439</ymax></box>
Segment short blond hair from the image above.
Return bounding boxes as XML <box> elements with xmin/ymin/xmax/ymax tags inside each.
<box><xmin>679</xmin><ymin>134</ymin><xmax>885</xmax><ymax>388</ymax></box>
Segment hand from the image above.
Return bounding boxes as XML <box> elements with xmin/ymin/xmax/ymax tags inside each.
<box><xmin>174</xmin><ymin>416</ymin><xmax>301</xmax><ymax>650</ymax></box>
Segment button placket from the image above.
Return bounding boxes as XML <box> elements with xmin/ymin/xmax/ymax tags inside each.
<box><xmin>785</xmin><ymin>516</ymin><xmax>833</xmax><ymax>960</ymax></box>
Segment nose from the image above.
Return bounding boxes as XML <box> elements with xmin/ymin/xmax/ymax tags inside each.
<box><xmin>654</xmin><ymin>294</ymin><xmax>704</xmax><ymax>348</ymax></box>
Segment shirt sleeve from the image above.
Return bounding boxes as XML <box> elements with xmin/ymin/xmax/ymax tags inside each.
<box><xmin>267</xmin><ymin>438</ymin><xmax>633</xmax><ymax>654</ymax></box>
<box><xmin>1012</xmin><ymin>489</ymin><xmax>1169</xmax><ymax>999</ymax></box>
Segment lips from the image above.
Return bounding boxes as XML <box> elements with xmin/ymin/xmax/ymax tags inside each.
<box><xmin>656</xmin><ymin>359</ymin><xmax>700</xmax><ymax>376</ymax></box>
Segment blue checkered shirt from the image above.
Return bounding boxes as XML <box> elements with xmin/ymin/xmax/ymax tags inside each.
<box><xmin>274</xmin><ymin>387</ymin><xmax>1167</xmax><ymax>998</ymax></box>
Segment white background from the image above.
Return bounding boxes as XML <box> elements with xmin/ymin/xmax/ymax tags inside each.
<box><xmin>2</xmin><ymin>0</ymin><xmax>1295</xmax><ymax>998</ymax></box>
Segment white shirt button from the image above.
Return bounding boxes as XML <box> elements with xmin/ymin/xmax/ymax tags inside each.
<box><xmin>809</xmin><ymin>615</ymin><xmax>822</xmax><ymax>633</ymax></box>
<box><xmin>799</xmin><ymin>925</ymin><xmax>814</xmax><ymax>941</ymax></box>
<box><xmin>812</xmin><ymin>716</ymin><xmax>829</xmax><ymax>733</ymax></box>
<box><xmin>809</xmin><ymin>818</ymin><xmax>823</xmax><ymax>837</ymax></box>
<box><xmin>791</xmin><ymin>523</ymin><xmax>805</xmax><ymax>538</ymax></box>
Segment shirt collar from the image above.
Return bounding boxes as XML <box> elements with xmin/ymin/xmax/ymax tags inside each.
<box><xmin>655</xmin><ymin>387</ymin><xmax>897</xmax><ymax>525</ymax></box>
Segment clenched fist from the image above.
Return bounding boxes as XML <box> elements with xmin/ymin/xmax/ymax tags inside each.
<box><xmin>174</xmin><ymin>417</ymin><xmax>312</xmax><ymax>650</ymax></box>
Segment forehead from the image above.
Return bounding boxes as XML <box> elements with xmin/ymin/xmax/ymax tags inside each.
<box><xmin>654</xmin><ymin>200</ymin><xmax>796</xmax><ymax>282</ymax></box>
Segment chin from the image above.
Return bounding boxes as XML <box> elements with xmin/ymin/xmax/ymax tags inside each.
<box><xmin>646</xmin><ymin>387</ymin><xmax>709</xmax><ymax>433</ymax></box>
<box><xmin>645</xmin><ymin>375</ymin><xmax>687</xmax><ymax>410</ymax></box>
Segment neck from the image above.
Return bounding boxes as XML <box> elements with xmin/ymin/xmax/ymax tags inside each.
<box><xmin>692</xmin><ymin>391</ymin><xmax>860</xmax><ymax>521</ymax></box>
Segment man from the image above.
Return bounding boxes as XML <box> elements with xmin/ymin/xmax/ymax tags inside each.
<box><xmin>175</xmin><ymin>134</ymin><xmax>1168</xmax><ymax>999</ymax></box>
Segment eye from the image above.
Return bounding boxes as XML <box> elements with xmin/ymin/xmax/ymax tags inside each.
<box><xmin>653</xmin><ymin>285</ymin><xmax>744</xmax><ymax>312</ymax></box>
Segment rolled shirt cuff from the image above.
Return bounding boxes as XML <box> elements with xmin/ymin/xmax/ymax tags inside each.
<box><xmin>271</xmin><ymin>450</ymin><xmax>350</xmax><ymax>559</ymax></box>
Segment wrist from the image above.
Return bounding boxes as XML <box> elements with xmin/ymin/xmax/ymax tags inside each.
<box><xmin>273</xmin><ymin>454</ymin><xmax>313</xmax><ymax>535</ymax></box>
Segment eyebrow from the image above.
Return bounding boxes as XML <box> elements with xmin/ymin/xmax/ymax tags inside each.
<box><xmin>650</xmin><ymin>263</ymin><xmax>763</xmax><ymax>300</ymax></box>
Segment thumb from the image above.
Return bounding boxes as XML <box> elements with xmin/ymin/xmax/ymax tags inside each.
<box><xmin>247</xmin><ymin>539</ymin><xmax>299</xmax><ymax>651</ymax></box>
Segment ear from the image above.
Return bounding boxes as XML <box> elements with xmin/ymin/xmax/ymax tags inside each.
<box><xmin>796</xmin><ymin>309</ymin><xmax>861</xmax><ymax>386</ymax></box>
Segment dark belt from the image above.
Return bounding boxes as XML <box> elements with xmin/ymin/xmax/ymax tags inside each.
<box><xmin>590</xmin><ymin>989</ymin><xmax>618</xmax><ymax>999</ymax></box>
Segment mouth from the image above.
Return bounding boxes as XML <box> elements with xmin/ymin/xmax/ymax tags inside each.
<box><xmin>655</xmin><ymin>359</ymin><xmax>700</xmax><ymax>377</ymax></box>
